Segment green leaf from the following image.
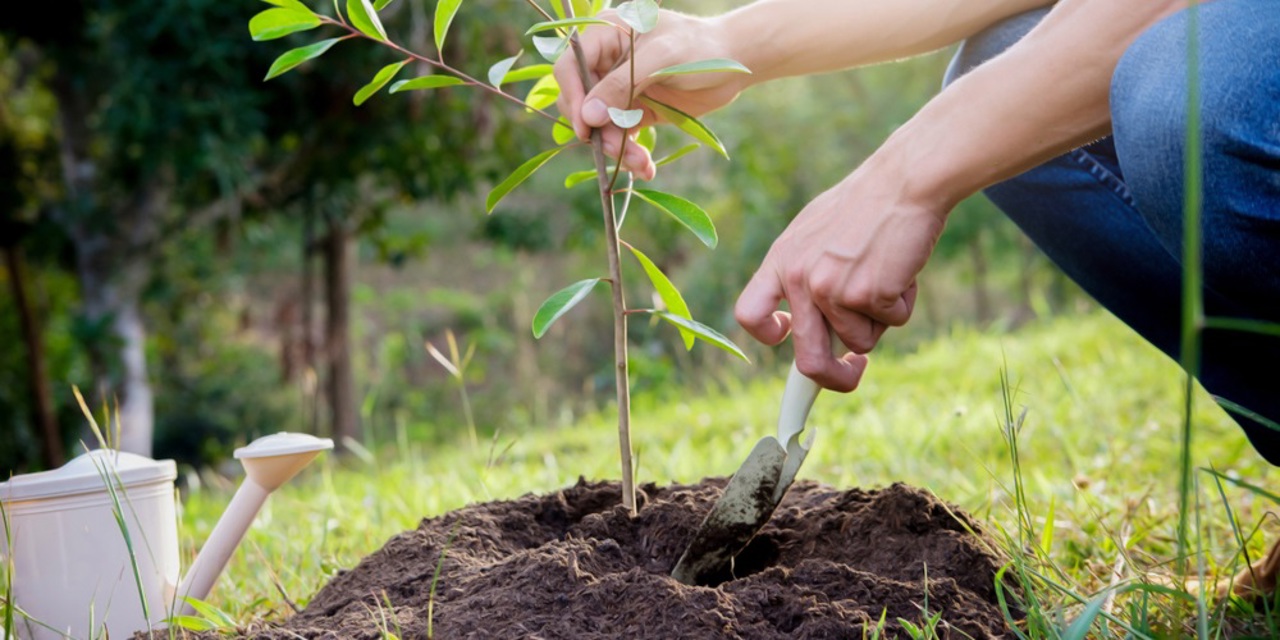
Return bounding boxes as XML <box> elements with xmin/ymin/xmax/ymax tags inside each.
<box><xmin>552</xmin><ymin>117</ymin><xmax>576</xmax><ymax>145</ymax></box>
<box><xmin>631</xmin><ymin>188</ymin><xmax>717</xmax><ymax>248</ymax></box>
<box><xmin>615</xmin><ymin>0</ymin><xmax>658</xmax><ymax>33</ymax></box>
<box><xmin>641</xmin><ymin>97</ymin><xmax>728</xmax><ymax>158</ymax></box>
<box><xmin>635</xmin><ymin>126</ymin><xmax>656</xmax><ymax>152</ymax></box>
<box><xmin>650</xmin><ymin>58</ymin><xmax>751</xmax><ymax>78</ymax></box>
<box><xmin>389</xmin><ymin>75</ymin><xmax>466</xmax><ymax>93</ymax></box>
<box><xmin>655</xmin><ymin>142</ymin><xmax>699</xmax><ymax>167</ymax></box>
<box><xmin>486</xmin><ymin>147</ymin><xmax>565</xmax><ymax>212</ymax></box>
<box><xmin>564</xmin><ymin>169</ymin><xmax>597</xmax><ymax>189</ymax></box>
<box><xmin>525</xmin><ymin>17</ymin><xmax>614</xmax><ymax>35</ymax></box>
<box><xmin>249</xmin><ymin>7</ymin><xmax>321</xmax><ymax>41</ymax></box>
<box><xmin>374</xmin><ymin>0</ymin><xmax>396</xmax><ymax>9</ymax></box>
<box><xmin>626</xmin><ymin>245</ymin><xmax>694</xmax><ymax>349</ymax></box>
<box><xmin>607</xmin><ymin>107</ymin><xmax>643</xmax><ymax>129</ymax></box>
<box><xmin>182</xmin><ymin>597</ymin><xmax>236</xmax><ymax>628</ymax></box>
<box><xmin>354</xmin><ymin>59</ymin><xmax>409</xmax><ymax>105</ymax></box>
<box><xmin>502</xmin><ymin>64</ymin><xmax>553</xmax><ymax>84</ymax></box>
<box><xmin>524</xmin><ymin>74</ymin><xmax>560</xmax><ymax>110</ymax></box>
<box><xmin>653</xmin><ymin>312</ymin><xmax>749</xmax><ymax>361</ymax></box>
<box><xmin>572</xmin><ymin>0</ymin><xmax>593</xmax><ymax>18</ymax></box>
<box><xmin>434</xmin><ymin>0</ymin><xmax>463</xmax><ymax>53</ymax></box>
<box><xmin>170</xmin><ymin>616</ymin><xmax>218</xmax><ymax>632</ymax></box>
<box><xmin>532</xmin><ymin>35</ymin><xmax>568</xmax><ymax>63</ymax></box>
<box><xmin>533</xmin><ymin>279</ymin><xmax>602</xmax><ymax>338</ymax></box>
<box><xmin>488</xmin><ymin>51</ymin><xmax>522</xmax><ymax>88</ymax></box>
<box><xmin>261</xmin><ymin>0</ymin><xmax>311</xmax><ymax>9</ymax></box>
<box><xmin>264</xmin><ymin>38</ymin><xmax>341</xmax><ymax>81</ymax></box>
<box><xmin>346</xmin><ymin>0</ymin><xmax>386</xmax><ymax>41</ymax></box>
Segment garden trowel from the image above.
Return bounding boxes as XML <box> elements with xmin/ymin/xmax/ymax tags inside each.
<box><xmin>671</xmin><ymin>362</ymin><xmax>820</xmax><ymax>585</ymax></box>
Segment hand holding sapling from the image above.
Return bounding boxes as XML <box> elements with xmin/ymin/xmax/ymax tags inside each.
<box><xmin>249</xmin><ymin>0</ymin><xmax>750</xmax><ymax>514</ymax></box>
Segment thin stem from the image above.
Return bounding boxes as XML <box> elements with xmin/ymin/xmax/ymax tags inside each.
<box><xmin>606</xmin><ymin>28</ymin><xmax>638</xmax><ymax>195</ymax></box>
<box><xmin>563</xmin><ymin>0</ymin><xmax>636</xmax><ymax>516</ymax></box>
<box><xmin>319</xmin><ymin>16</ymin><xmax>561</xmax><ymax>124</ymax></box>
<box><xmin>521</xmin><ymin>0</ymin><xmax>556</xmax><ymax>22</ymax></box>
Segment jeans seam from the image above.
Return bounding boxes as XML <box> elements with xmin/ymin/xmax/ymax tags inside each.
<box><xmin>1069</xmin><ymin>148</ymin><xmax>1137</xmax><ymax>208</ymax></box>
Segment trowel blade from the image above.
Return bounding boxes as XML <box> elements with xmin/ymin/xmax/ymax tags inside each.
<box><xmin>671</xmin><ymin>436</ymin><xmax>787</xmax><ymax>586</ymax></box>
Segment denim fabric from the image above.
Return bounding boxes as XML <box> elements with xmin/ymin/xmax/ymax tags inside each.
<box><xmin>944</xmin><ymin>1</ymin><xmax>1280</xmax><ymax>463</ymax></box>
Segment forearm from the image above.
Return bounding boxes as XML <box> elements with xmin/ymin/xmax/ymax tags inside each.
<box><xmin>715</xmin><ymin>0</ymin><xmax>1054</xmax><ymax>84</ymax></box>
<box><xmin>879</xmin><ymin>0</ymin><xmax>1186</xmax><ymax>211</ymax></box>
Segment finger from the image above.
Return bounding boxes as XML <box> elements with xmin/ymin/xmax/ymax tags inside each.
<box><xmin>580</xmin><ymin>43</ymin><xmax>669</xmax><ymax>130</ymax></box>
<box><xmin>734</xmin><ymin>268</ymin><xmax>791</xmax><ymax>346</ymax></box>
<box><xmin>553</xmin><ymin>21</ymin><xmax>625</xmax><ymax>140</ymax></box>
<box><xmin>814</xmin><ymin>299</ymin><xmax>880</xmax><ymax>354</ymax></box>
<box><xmin>788</xmin><ymin>290</ymin><xmax>862</xmax><ymax>392</ymax></box>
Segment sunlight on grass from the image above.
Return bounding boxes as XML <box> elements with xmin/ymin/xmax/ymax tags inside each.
<box><xmin>178</xmin><ymin>311</ymin><xmax>1276</xmax><ymax>629</ymax></box>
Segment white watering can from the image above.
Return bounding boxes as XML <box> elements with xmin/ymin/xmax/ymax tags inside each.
<box><xmin>0</xmin><ymin>432</ymin><xmax>332</xmax><ymax>639</ymax></box>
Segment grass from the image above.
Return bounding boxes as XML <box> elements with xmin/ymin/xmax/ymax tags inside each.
<box><xmin>148</xmin><ymin>310</ymin><xmax>1278</xmax><ymax>635</ymax></box>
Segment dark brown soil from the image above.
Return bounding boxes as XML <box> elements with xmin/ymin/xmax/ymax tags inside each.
<box><xmin>257</xmin><ymin>479</ymin><xmax>1017</xmax><ymax>639</ymax></box>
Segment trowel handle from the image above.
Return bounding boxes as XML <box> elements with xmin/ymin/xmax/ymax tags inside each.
<box><xmin>777</xmin><ymin>362</ymin><xmax>821</xmax><ymax>444</ymax></box>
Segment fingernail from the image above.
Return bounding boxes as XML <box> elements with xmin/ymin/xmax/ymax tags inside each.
<box><xmin>582</xmin><ymin>99</ymin><xmax>608</xmax><ymax>127</ymax></box>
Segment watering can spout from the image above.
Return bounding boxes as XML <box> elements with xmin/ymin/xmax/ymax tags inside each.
<box><xmin>175</xmin><ymin>433</ymin><xmax>332</xmax><ymax>610</ymax></box>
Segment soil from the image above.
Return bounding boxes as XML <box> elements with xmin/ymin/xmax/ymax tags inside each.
<box><xmin>250</xmin><ymin>479</ymin><xmax>1018</xmax><ymax>639</ymax></box>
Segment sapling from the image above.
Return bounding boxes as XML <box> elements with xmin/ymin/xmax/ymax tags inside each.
<box><xmin>249</xmin><ymin>0</ymin><xmax>749</xmax><ymax>514</ymax></box>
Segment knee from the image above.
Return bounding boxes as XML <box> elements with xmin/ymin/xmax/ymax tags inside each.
<box><xmin>942</xmin><ymin>7</ymin><xmax>1052</xmax><ymax>88</ymax></box>
<box><xmin>1112</xmin><ymin>1</ymin><xmax>1280</xmax><ymax>251</ymax></box>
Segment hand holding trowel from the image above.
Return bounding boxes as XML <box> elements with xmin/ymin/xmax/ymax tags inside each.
<box><xmin>671</xmin><ymin>361</ymin><xmax>822</xmax><ymax>586</ymax></box>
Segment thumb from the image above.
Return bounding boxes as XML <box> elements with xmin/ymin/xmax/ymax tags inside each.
<box><xmin>580</xmin><ymin>49</ymin><xmax>666</xmax><ymax>128</ymax></box>
<box><xmin>581</xmin><ymin>69</ymin><xmax>640</xmax><ymax>128</ymax></box>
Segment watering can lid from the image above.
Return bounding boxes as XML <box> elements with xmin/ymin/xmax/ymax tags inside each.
<box><xmin>234</xmin><ymin>432</ymin><xmax>333</xmax><ymax>460</ymax></box>
<box><xmin>0</xmin><ymin>449</ymin><xmax>176</xmax><ymax>502</ymax></box>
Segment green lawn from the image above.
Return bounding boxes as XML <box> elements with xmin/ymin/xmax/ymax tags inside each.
<box><xmin>172</xmin><ymin>310</ymin><xmax>1277</xmax><ymax>633</ymax></box>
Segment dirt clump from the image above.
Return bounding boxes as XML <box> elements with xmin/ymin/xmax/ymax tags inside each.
<box><xmin>252</xmin><ymin>479</ymin><xmax>1017</xmax><ymax>639</ymax></box>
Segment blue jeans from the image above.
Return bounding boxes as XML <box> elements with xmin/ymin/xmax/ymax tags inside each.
<box><xmin>944</xmin><ymin>0</ymin><xmax>1280</xmax><ymax>463</ymax></box>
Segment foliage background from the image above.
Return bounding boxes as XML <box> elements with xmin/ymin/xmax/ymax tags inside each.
<box><xmin>0</xmin><ymin>0</ymin><xmax>1082</xmax><ymax>474</ymax></box>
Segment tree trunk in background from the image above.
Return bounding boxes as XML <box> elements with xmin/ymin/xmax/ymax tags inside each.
<box><xmin>54</xmin><ymin>74</ymin><xmax>158</xmax><ymax>456</ymax></box>
<box><xmin>325</xmin><ymin>219</ymin><xmax>359</xmax><ymax>451</ymax></box>
<box><xmin>969</xmin><ymin>232</ymin><xmax>992</xmax><ymax>327</ymax></box>
<box><xmin>74</xmin><ymin>241</ymin><xmax>156</xmax><ymax>455</ymax></box>
<box><xmin>4</xmin><ymin>245</ymin><xmax>63</xmax><ymax>468</ymax></box>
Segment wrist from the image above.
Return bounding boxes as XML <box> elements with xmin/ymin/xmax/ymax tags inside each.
<box><xmin>859</xmin><ymin>124</ymin><xmax>967</xmax><ymax>219</ymax></box>
<box><xmin>710</xmin><ymin>6</ymin><xmax>784</xmax><ymax>87</ymax></box>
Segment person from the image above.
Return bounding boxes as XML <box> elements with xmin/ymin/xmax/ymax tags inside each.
<box><xmin>553</xmin><ymin>0</ymin><xmax>1280</xmax><ymax>597</ymax></box>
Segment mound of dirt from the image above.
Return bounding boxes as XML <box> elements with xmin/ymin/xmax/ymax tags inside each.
<box><xmin>259</xmin><ymin>479</ymin><xmax>1017</xmax><ymax>638</ymax></box>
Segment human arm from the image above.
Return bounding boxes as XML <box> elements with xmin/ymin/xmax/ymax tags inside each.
<box><xmin>734</xmin><ymin>0</ymin><xmax>1187</xmax><ymax>391</ymax></box>
<box><xmin>553</xmin><ymin>0</ymin><xmax>1053</xmax><ymax>178</ymax></box>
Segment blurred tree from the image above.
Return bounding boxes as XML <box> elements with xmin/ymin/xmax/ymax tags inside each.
<box><xmin>0</xmin><ymin>38</ymin><xmax>69</xmax><ymax>468</ymax></box>
<box><xmin>0</xmin><ymin>0</ymin><xmax>537</xmax><ymax>458</ymax></box>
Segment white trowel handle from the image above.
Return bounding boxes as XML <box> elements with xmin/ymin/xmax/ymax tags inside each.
<box><xmin>777</xmin><ymin>362</ymin><xmax>821</xmax><ymax>445</ymax></box>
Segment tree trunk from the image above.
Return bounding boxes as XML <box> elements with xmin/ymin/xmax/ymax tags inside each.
<box><xmin>53</xmin><ymin>71</ymin><xmax>159</xmax><ymax>456</ymax></box>
<box><xmin>325</xmin><ymin>219</ymin><xmax>359</xmax><ymax>451</ymax></box>
<box><xmin>3</xmin><ymin>245</ymin><xmax>63</xmax><ymax>468</ymax></box>
<box><xmin>76</xmin><ymin>248</ymin><xmax>155</xmax><ymax>456</ymax></box>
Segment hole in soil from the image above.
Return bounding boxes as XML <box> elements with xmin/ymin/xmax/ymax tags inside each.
<box><xmin>697</xmin><ymin>534</ymin><xmax>781</xmax><ymax>588</ymax></box>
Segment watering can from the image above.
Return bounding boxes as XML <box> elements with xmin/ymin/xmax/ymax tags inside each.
<box><xmin>0</xmin><ymin>432</ymin><xmax>332</xmax><ymax>639</ymax></box>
